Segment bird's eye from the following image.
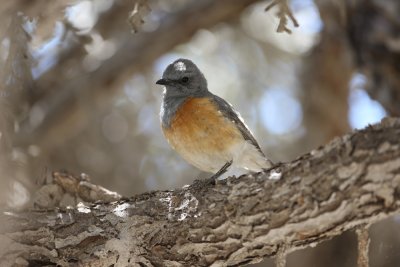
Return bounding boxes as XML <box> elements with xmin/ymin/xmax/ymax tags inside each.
<box><xmin>181</xmin><ymin>77</ymin><xmax>189</xmax><ymax>83</ymax></box>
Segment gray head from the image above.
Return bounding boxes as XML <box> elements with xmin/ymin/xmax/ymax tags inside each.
<box><xmin>157</xmin><ymin>59</ymin><xmax>210</xmax><ymax>128</ymax></box>
<box><xmin>156</xmin><ymin>58</ymin><xmax>208</xmax><ymax>98</ymax></box>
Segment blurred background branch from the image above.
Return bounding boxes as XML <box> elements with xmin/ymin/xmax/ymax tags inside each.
<box><xmin>0</xmin><ymin>0</ymin><xmax>399</xmax><ymax>266</ymax></box>
<box><xmin>346</xmin><ymin>0</ymin><xmax>400</xmax><ymax>116</ymax></box>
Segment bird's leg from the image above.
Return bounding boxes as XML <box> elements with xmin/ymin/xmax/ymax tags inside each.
<box><xmin>209</xmin><ymin>160</ymin><xmax>233</xmax><ymax>181</ymax></box>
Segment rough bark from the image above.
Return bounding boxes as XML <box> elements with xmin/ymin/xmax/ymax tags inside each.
<box><xmin>1</xmin><ymin>117</ymin><xmax>399</xmax><ymax>266</ymax></box>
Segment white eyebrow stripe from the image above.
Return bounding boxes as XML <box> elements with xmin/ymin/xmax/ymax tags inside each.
<box><xmin>174</xmin><ymin>61</ymin><xmax>186</xmax><ymax>72</ymax></box>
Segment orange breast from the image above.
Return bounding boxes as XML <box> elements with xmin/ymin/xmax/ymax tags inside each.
<box><xmin>162</xmin><ymin>97</ymin><xmax>242</xmax><ymax>172</ymax></box>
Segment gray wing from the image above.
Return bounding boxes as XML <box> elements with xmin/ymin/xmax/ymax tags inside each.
<box><xmin>210</xmin><ymin>94</ymin><xmax>265</xmax><ymax>156</ymax></box>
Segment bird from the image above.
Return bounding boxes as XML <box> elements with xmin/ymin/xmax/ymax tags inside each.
<box><xmin>156</xmin><ymin>58</ymin><xmax>273</xmax><ymax>179</ymax></box>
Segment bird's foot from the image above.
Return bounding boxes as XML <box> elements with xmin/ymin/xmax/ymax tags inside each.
<box><xmin>207</xmin><ymin>160</ymin><xmax>233</xmax><ymax>184</ymax></box>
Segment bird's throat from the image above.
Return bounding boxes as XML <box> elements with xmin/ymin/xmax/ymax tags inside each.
<box><xmin>161</xmin><ymin>95</ymin><xmax>188</xmax><ymax>128</ymax></box>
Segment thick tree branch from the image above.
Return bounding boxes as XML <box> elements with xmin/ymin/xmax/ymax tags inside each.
<box><xmin>1</xmin><ymin>117</ymin><xmax>400</xmax><ymax>266</ymax></box>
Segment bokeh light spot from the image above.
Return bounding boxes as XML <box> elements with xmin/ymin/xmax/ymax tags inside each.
<box><xmin>137</xmin><ymin>105</ymin><xmax>158</xmax><ymax>135</ymax></box>
<box><xmin>65</xmin><ymin>1</ymin><xmax>97</xmax><ymax>32</ymax></box>
<box><xmin>259</xmin><ymin>87</ymin><xmax>302</xmax><ymax>135</ymax></box>
<box><xmin>349</xmin><ymin>74</ymin><xmax>386</xmax><ymax>129</ymax></box>
<box><xmin>7</xmin><ymin>181</ymin><xmax>30</xmax><ymax>208</ymax></box>
<box><xmin>102</xmin><ymin>112</ymin><xmax>128</xmax><ymax>143</ymax></box>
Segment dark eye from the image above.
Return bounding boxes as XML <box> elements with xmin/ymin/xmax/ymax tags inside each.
<box><xmin>181</xmin><ymin>77</ymin><xmax>189</xmax><ymax>83</ymax></box>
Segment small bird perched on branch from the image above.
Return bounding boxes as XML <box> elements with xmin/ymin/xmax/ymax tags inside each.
<box><xmin>156</xmin><ymin>58</ymin><xmax>272</xmax><ymax>179</ymax></box>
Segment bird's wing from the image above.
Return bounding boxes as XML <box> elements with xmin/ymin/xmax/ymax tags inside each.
<box><xmin>210</xmin><ymin>94</ymin><xmax>265</xmax><ymax>156</ymax></box>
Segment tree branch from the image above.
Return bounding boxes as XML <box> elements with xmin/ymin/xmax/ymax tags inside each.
<box><xmin>2</xmin><ymin>117</ymin><xmax>400</xmax><ymax>266</ymax></box>
<box><xmin>300</xmin><ymin>0</ymin><xmax>353</xmax><ymax>150</ymax></box>
<box><xmin>356</xmin><ymin>226</ymin><xmax>370</xmax><ymax>267</ymax></box>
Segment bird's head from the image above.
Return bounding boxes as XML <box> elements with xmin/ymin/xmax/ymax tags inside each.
<box><xmin>156</xmin><ymin>58</ymin><xmax>208</xmax><ymax>98</ymax></box>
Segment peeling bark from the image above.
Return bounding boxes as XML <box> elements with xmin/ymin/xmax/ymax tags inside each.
<box><xmin>1</xmin><ymin>117</ymin><xmax>400</xmax><ymax>266</ymax></box>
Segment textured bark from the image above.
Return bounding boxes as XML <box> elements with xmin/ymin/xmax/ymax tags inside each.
<box><xmin>1</xmin><ymin>117</ymin><xmax>400</xmax><ymax>266</ymax></box>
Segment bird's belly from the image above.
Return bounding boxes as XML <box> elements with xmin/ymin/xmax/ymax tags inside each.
<box><xmin>162</xmin><ymin>97</ymin><xmax>243</xmax><ymax>172</ymax></box>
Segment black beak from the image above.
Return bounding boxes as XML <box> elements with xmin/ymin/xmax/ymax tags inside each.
<box><xmin>156</xmin><ymin>78</ymin><xmax>172</xmax><ymax>85</ymax></box>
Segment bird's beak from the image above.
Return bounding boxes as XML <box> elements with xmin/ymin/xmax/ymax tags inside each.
<box><xmin>156</xmin><ymin>78</ymin><xmax>172</xmax><ymax>85</ymax></box>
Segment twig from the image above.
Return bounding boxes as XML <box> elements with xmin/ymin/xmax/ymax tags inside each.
<box><xmin>275</xmin><ymin>243</ymin><xmax>288</xmax><ymax>267</ymax></box>
<box><xmin>128</xmin><ymin>0</ymin><xmax>151</xmax><ymax>34</ymax></box>
<box><xmin>265</xmin><ymin>0</ymin><xmax>299</xmax><ymax>34</ymax></box>
<box><xmin>356</xmin><ymin>226</ymin><xmax>370</xmax><ymax>267</ymax></box>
